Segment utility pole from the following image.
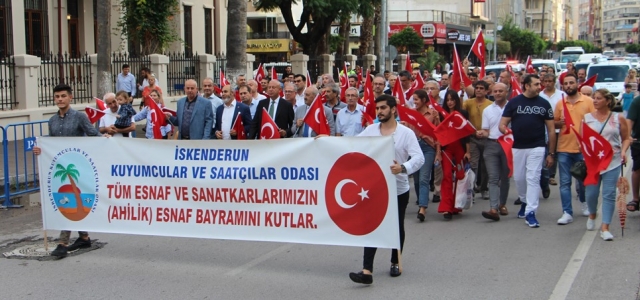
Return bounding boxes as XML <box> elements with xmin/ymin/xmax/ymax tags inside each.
<box><xmin>493</xmin><ymin>0</ymin><xmax>497</xmax><ymax>62</ymax></box>
<box><xmin>379</xmin><ymin>0</ymin><xmax>387</xmax><ymax>73</ymax></box>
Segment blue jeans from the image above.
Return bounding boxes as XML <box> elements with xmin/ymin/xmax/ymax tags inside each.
<box><xmin>415</xmin><ymin>139</ymin><xmax>436</xmax><ymax>208</ymax></box>
<box><xmin>558</xmin><ymin>152</ymin><xmax>586</xmax><ymax>216</ymax></box>
<box><xmin>585</xmin><ymin>165</ymin><xmax>620</xmax><ymax>225</ymax></box>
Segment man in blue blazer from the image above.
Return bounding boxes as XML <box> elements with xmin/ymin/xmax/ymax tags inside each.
<box><xmin>214</xmin><ymin>85</ymin><xmax>252</xmax><ymax>139</ymax></box>
<box><xmin>165</xmin><ymin>79</ymin><xmax>214</xmax><ymax>139</ymax></box>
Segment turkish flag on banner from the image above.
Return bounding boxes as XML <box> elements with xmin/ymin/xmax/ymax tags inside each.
<box><xmin>405</xmin><ymin>51</ymin><xmax>413</xmax><ymax>73</ymax></box>
<box><xmin>306</xmin><ymin>70</ymin><xmax>313</xmax><ymax>88</ymax></box>
<box><xmin>509</xmin><ymin>76</ymin><xmax>523</xmax><ymax>99</ymax></box>
<box><xmin>561</xmin><ymin>95</ymin><xmax>575</xmax><ymax>134</ymax></box>
<box><xmin>219</xmin><ymin>69</ymin><xmax>229</xmax><ymax>87</ymax></box>
<box><xmin>497</xmin><ymin>130</ymin><xmax>514</xmax><ymax>177</ymax></box>
<box><xmin>260</xmin><ymin>108</ymin><xmax>280</xmax><ymax>139</ymax></box>
<box><xmin>525</xmin><ymin>56</ymin><xmax>536</xmax><ymax>74</ymax></box>
<box><xmin>303</xmin><ymin>95</ymin><xmax>331</xmax><ymax>135</ymax></box>
<box><xmin>434</xmin><ymin>111</ymin><xmax>476</xmax><ymax>146</ymax></box>
<box><xmin>471</xmin><ymin>30</ymin><xmax>485</xmax><ymax>77</ymax></box>
<box><xmin>145</xmin><ymin>95</ymin><xmax>167</xmax><ymax>139</ymax></box>
<box><xmin>392</xmin><ymin>77</ymin><xmax>407</xmax><ymax>106</ymax></box>
<box><xmin>85</xmin><ymin>97</ymin><xmax>107</xmax><ymax>123</ymax></box>
<box><xmin>579</xmin><ymin>74</ymin><xmax>598</xmax><ymax>90</ymax></box>
<box><xmin>428</xmin><ymin>94</ymin><xmax>448</xmax><ymax>118</ymax></box>
<box><xmin>255</xmin><ymin>63</ymin><xmax>265</xmax><ymax>93</ymax></box>
<box><xmin>339</xmin><ymin>62</ymin><xmax>349</xmax><ymax>102</ymax></box>
<box><xmin>231</xmin><ymin>112</ymin><xmax>247</xmax><ymax>140</ymax></box>
<box><xmin>571</xmin><ymin>123</ymin><xmax>613</xmax><ymax>185</ymax></box>
<box><xmin>412</xmin><ymin>70</ymin><xmax>425</xmax><ymax>90</ymax></box>
<box><xmin>397</xmin><ymin>105</ymin><xmax>436</xmax><ymax>138</ymax></box>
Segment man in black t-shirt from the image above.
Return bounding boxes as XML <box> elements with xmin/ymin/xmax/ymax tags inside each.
<box><xmin>625</xmin><ymin>96</ymin><xmax>640</xmax><ymax>211</ymax></box>
<box><xmin>500</xmin><ymin>74</ymin><xmax>556</xmax><ymax>228</ymax></box>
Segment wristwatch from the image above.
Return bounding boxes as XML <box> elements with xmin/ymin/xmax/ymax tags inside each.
<box><xmin>401</xmin><ymin>165</ymin><xmax>407</xmax><ymax>173</ymax></box>
<box><xmin>547</xmin><ymin>153</ymin><xmax>555</xmax><ymax>156</ymax></box>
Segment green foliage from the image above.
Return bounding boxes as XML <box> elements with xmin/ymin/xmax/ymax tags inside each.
<box><xmin>389</xmin><ymin>27</ymin><xmax>424</xmax><ymax>54</ymax></box>
<box><xmin>626</xmin><ymin>44</ymin><xmax>640</xmax><ymax>54</ymax></box>
<box><xmin>117</xmin><ymin>0</ymin><xmax>181</xmax><ymax>55</ymax></box>
<box><xmin>556</xmin><ymin>40</ymin><xmax>600</xmax><ymax>53</ymax></box>
<box><xmin>497</xmin><ymin>41</ymin><xmax>511</xmax><ymax>55</ymax></box>
<box><xmin>497</xmin><ymin>17</ymin><xmax>546</xmax><ymax>59</ymax></box>
<box><xmin>416</xmin><ymin>49</ymin><xmax>445</xmax><ymax>72</ymax></box>
<box><xmin>329</xmin><ymin>35</ymin><xmax>344</xmax><ymax>53</ymax></box>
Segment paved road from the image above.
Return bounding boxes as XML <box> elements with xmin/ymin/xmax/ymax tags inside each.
<box><xmin>1</xmin><ymin>178</ymin><xmax>639</xmax><ymax>300</ymax></box>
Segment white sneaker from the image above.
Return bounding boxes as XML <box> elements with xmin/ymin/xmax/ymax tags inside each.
<box><xmin>586</xmin><ymin>219</ymin><xmax>596</xmax><ymax>231</ymax></box>
<box><xmin>581</xmin><ymin>203</ymin><xmax>590</xmax><ymax>217</ymax></box>
<box><xmin>600</xmin><ymin>231</ymin><xmax>614</xmax><ymax>241</ymax></box>
<box><xmin>557</xmin><ymin>212</ymin><xmax>574</xmax><ymax>225</ymax></box>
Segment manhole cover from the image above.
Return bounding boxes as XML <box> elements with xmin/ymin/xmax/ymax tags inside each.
<box><xmin>1</xmin><ymin>237</ymin><xmax>106</xmax><ymax>260</ymax></box>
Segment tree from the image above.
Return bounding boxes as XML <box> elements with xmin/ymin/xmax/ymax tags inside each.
<box><xmin>497</xmin><ymin>17</ymin><xmax>545</xmax><ymax>60</ymax></box>
<box><xmin>54</xmin><ymin>164</ymin><xmax>84</xmax><ymax>220</ymax></box>
<box><xmin>497</xmin><ymin>41</ymin><xmax>511</xmax><ymax>56</ymax></box>
<box><xmin>389</xmin><ymin>27</ymin><xmax>423</xmax><ymax>54</ymax></box>
<box><xmin>117</xmin><ymin>0</ymin><xmax>181</xmax><ymax>55</ymax></box>
<box><xmin>226</xmin><ymin>0</ymin><xmax>247</xmax><ymax>86</ymax></box>
<box><xmin>96</xmin><ymin>0</ymin><xmax>111</xmax><ymax>98</ymax></box>
<box><xmin>626</xmin><ymin>44</ymin><xmax>640</xmax><ymax>54</ymax></box>
<box><xmin>416</xmin><ymin>49</ymin><xmax>445</xmax><ymax>73</ymax></box>
<box><xmin>256</xmin><ymin>0</ymin><xmax>362</xmax><ymax>59</ymax></box>
<box><xmin>358</xmin><ymin>0</ymin><xmax>379</xmax><ymax>56</ymax></box>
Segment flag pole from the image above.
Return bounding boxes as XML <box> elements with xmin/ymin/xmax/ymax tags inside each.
<box><xmin>466</xmin><ymin>29</ymin><xmax>480</xmax><ymax>60</ymax></box>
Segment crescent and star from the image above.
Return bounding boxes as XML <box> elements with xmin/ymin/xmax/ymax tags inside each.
<box><xmin>261</xmin><ymin>123</ymin><xmax>275</xmax><ymax>139</ymax></box>
<box><xmin>334</xmin><ymin>179</ymin><xmax>369</xmax><ymax>209</ymax></box>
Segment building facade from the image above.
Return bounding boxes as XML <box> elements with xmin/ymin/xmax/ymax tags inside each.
<box><xmin>602</xmin><ymin>0</ymin><xmax>640</xmax><ymax>52</ymax></box>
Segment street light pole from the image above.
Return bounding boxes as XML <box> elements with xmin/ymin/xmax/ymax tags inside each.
<box><xmin>493</xmin><ymin>0</ymin><xmax>497</xmax><ymax>61</ymax></box>
<box><xmin>379</xmin><ymin>0</ymin><xmax>387</xmax><ymax>73</ymax></box>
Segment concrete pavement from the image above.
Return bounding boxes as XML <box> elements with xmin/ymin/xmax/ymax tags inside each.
<box><xmin>1</xmin><ymin>180</ymin><xmax>639</xmax><ymax>300</ymax></box>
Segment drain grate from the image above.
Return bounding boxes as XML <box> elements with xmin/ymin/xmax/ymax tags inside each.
<box><xmin>1</xmin><ymin>237</ymin><xmax>106</xmax><ymax>261</ymax></box>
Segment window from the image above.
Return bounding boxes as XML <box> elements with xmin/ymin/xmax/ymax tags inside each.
<box><xmin>205</xmin><ymin>8</ymin><xmax>212</xmax><ymax>54</ymax></box>
<box><xmin>25</xmin><ymin>0</ymin><xmax>49</xmax><ymax>57</ymax></box>
<box><xmin>183</xmin><ymin>5</ymin><xmax>192</xmax><ymax>54</ymax></box>
<box><xmin>0</xmin><ymin>0</ymin><xmax>13</xmax><ymax>57</ymax></box>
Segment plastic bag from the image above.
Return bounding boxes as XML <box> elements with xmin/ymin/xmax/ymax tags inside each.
<box><xmin>455</xmin><ymin>168</ymin><xmax>475</xmax><ymax>210</ymax></box>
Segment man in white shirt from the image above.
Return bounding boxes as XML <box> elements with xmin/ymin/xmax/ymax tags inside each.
<box><xmin>347</xmin><ymin>94</ymin><xmax>424</xmax><ymax>284</ymax></box>
<box><xmin>294</xmin><ymin>74</ymin><xmax>307</xmax><ymax>108</ymax></box>
<box><xmin>292</xmin><ymin>86</ymin><xmax>335</xmax><ymax>137</ymax></box>
<box><xmin>477</xmin><ymin>83</ymin><xmax>510</xmax><ymax>221</ymax></box>
<box><xmin>202</xmin><ymin>77</ymin><xmax>223</xmax><ymax>129</ymax></box>
<box><xmin>214</xmin><ymin>85</ymin><xmax>251</xmax><ymax>140</ymax></box>
<box><xmin>539</xmin><ymin>73</ymin><xmax>565</xmax><ymax>187</ymax></box>
<box><xmin>99</xmin><ymin>92</ymin><xmax>135</xmax><ymax>137</ymax></box>
<box><xmin>336</xmin><ymin>87</ymin><xmax>364</xmax><ymax>136</ymax></box>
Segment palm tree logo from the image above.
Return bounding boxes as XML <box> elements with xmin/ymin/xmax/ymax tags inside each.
<box><xmin>53</xmin><ymin>163</ymin><xmax>91</xmax><ymax>221</ymax></box>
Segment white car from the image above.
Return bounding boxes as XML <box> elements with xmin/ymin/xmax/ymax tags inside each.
<box><xmin>484</xmin><ymin>63</ymin><xmax>526</xmax><ymax>76</ymax></box>
<box><xmin>532</xmin><ymin>59</ymin><xmax>560</xmax><ymax>73</ymax></box>
<box><xmin>586</xmin><ymin>61</ymin><xmax>632</xmax><ymax>97</ymax></box>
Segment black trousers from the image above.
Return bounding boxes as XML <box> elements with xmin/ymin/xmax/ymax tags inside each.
<box><xmin>362</xmin><ymin>191</ymin><xmax>410</xmax><ymax>272</ymax></box>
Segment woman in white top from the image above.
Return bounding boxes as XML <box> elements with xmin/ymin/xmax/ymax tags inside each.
<box><xmin>583</xmin><ymin>89</ymin><xmax>631</xmax><ymax>241</ymax></box>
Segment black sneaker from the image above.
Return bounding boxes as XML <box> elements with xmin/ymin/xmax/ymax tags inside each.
<box><xmin>66</xmin><ymin>237</ymin><xmax>91</xmax><ymax>252</ymax></box>
<box><xmin>514</xmin><ymin>198</ymin><xmax>522</xmax><ymax>205</ymax></box>
<box><xmin>542</xmin><ymin>187</ymin><xmax>550</xmax><ymax>199</ymax></box>
<box><xmin>390</xmin><ymin>264</ymin><xmax>402</xmax><ymax>277</ymax></box>
<box><xmin>50</xmin><ymin>244</ymin><xmax>68</xmax><ymax>258</ymax></box>
<box><xmin>349</xmin><ymin>271</ymin><xmax>373</xmax><ymax>284</ymax></box>
<box><xmin>432</xmin><ymin>195</ymin><xmax>441</xmax><ymax>203</ymax></box>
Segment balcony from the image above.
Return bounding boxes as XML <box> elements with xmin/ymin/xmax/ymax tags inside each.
<box><xmin>246</xmin><ymin>32</ymin><xmax>291</xmax><ymax>39</ymax></box>
<box><xmin>388</xmin><ymin>10</ymin><xmax>470</xmax><ymax>27</ymax></box>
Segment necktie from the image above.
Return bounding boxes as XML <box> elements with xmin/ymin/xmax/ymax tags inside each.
<box><xmin>303</xmin><ymin>124</ymin><xmax>309</xmax><ymax>137</ymax></box>
<box><xmin>269</xmin><ymin>101</ymin><xmax>275</xmax><ymax>118</ymax></box>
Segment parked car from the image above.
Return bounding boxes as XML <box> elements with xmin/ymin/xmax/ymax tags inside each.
<box><xmin>586</xmin><ymin>60</ymin><xmax>632</xmax><ymax>97</ymax></box>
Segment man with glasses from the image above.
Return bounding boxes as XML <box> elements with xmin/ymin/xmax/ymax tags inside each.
<box><xmin>372</xmin><ymin>75</ymin><xmax>386</xmax><ymax>99</ymax></box>
<box><xmin>294</xmin><ymin>74</ymin><xmax>307</xmax><ymax>109</ymax></box>
<box><xmin>463</xmin><ymin>80</ymin><xmax>492</xmax><ymax>199</ymax></box>
<box><xmin>292</xmin><ymin>86</ymin><xmax>335</xmax><ymax>137</ymax></box>
<box><xmin>283</xmin><ymin>83</ymin><xmax>298</xmax><ymax>111</ymax></box>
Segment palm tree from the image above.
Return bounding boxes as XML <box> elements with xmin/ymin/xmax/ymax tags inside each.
<box><xmin>54</xmin><ymin>163</ymin><xmax>84</xmax><ymax>219</ymax></box>
<box><xmin>226</xmin><ymin>0</ymin><xmax>247</xmax><ymax>88</ymax></box>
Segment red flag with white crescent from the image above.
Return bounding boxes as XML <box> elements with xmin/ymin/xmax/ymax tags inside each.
<box><xmin>579</xmin><ymin>74</ymin><xmax>598</xmax><ymax>89</ymax></box>
<box><xmin>162</xmin><ymin>107</ymin><xmax>177</xmax><ymax>117</ymax></box>
<box><xmin>433</xmin><ymin>111</ymin><xmax>476</xmax><ymax>146</ymax></box>
<box><xmin>525</xmin><ymin>56</ymin><xmax>536</xmax><ymax>74</ymax></box>
<box><xmin>405</xmin><ymin>51</ymin><xmax>412</xmax><ymax>73</ymax></box>
<box><xmin>255</xmin><ymin>63</ymin><xmax>265</xmax><ymax>93</ymax></box>
<box><xmin>85</xmin><ymin>97</ymin><xmax>107</xmax><ymax>124</ymax></box>
<box><xmin>497</xmin><ymin>130</ymin><xmax>514</xmax><ymax>177</ymax></box>
<box><xmin>572</xmin><ymin>123</ymin><xmax>613</xmax><ymax>185</ymax></box>
<box><xmin>260</xmin><ymin>108</ymin><xmax>280</xmax><ymax>139</ymax></box>
<box><xmin>231</xmin><ymin>112</ymin><xmax>247</xmax><ymax>140</ymax></box>
<box><xmin>303</xmin><ymin>95</ymin><xmax>330</xmax><ymax>135</ymax></box>
<box><xmin>471</xmin><ymin>30</ymin><xmax>485</xmax><ymax>77</ymax></box>
<box><xmin>392</xmin><ymin>77</ymin><xmax>407</xmax><ymax>106</ymax></box>
<box><xmin>412</xmin><ymin>70</ymin><xmax>425</xmax><ymax>90</ymax></box>
<box><xmin>306</xmin><ymin>70</ymin><xmax>313</xmax><ymax>88</ymax></box>
<box><xmin>339</xmin><ymin>62</ymin><xmax>349</xmax><ymax>103</ymax></box>
<box><xmin>428</xmin><ymin>94</ymin><xmax>448</xmax><ymax>118</ymax></box>
<box><xmin>220</xmin><ymin>69</ymin><xmax>229</xmax><ymax>87</ymax></box>
<box><xmin>509</xmin><ymin>76</ymin><xmax>523</xmax><ymax>99</ymax></box>
<box><xmin>561</xmin><ymin>95</ymin><xmax>575</xmax><ymax>134</ymax></box>
<box><xmin>397</xmin><ymin>105</ymin><xmax>435</xmax><ymax>138</ymax></box>
<box><xmin>145</xmin><ymin>95</ymin><xmax>167</xmax><ymax>139</ymax></box>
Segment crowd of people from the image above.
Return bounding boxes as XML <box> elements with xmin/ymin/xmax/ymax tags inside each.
<box><xmin>31</xmin><ymin>58</ymin><xmax>639</xmax><ymax>286</ymax></box>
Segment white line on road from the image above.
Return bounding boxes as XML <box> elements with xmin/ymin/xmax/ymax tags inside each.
<box><xmin>225</xmin><ymin>243</ymin><xmax>293</xmax><ymax>277</ymax></box>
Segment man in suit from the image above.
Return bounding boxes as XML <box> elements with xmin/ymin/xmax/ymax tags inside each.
<box><xmin>249</xmin><ymin>79</ymin><xmax>295</xmax><ymax>139</ymax></box>
<box><xmin>292</xmin><ymin>86</ymin><xmax>335</xmax><ymax>137</ymax></box>
<box><xmin>165</xmin><ymin>79</ymin><xmax>214</xmax><ymax>139</ymax></box>
<box><xmin>214</xmin><ymin>85</ymin><xmax>252</xmax><ymax>139</ymax></box>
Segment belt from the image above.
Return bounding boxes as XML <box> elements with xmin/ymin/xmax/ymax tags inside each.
<box><xmin>182</xmin><ymin>135</ymin><xmax>190</xmax><ymax>140</ymax></box>
<box><xmin>487</xmin><ymin>138</ymin><xmax>499</xmax><ymax>142</ymax></box>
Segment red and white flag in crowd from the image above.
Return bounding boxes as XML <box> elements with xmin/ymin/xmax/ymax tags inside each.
<box><xmin>450</xmin><ymin>44</ymin><xmax>473</xmax><ymax>92</ymax></box>
<box><xmin>572</xmin><ymin>123</ymin><xmax>613</xmax><ymax>185</ymax></box>
<box><xmin>255</xmin><ymin>63</ymin><xmax>265</xmax><ymax>93</ymax></box>
<box><xmin>434</xmin><ymin>111</ymin><xmax>476</xmax><ymax>146</ymax></box>
<box><xmin>561</xmin><ymin>95</ymin><xmax>575</xmax><ymax>134</ymax></box>
<box><xmin>219</xmin><ymin>69</ymin><xmax>229</xmax><ymax>87</ymax></box>
<box><xmin>360</xmin><ymin>70</ymin><xmax>373</xmax><ymax>106</ymax></box>
<box><xmin>357</xmin><ymin>70</ymin><xmax>363</xmax><ymax>89</ymax></box>
<box><xmin>397</xmin><ymin>105</ymin><xmax>435</xmax><ymax>138</ymax></box>
<box><xmin>405</xmin><ymin>51</ymin><xmax>413</xmax><ymax>73</ymax></box>
<box><xmin>470</xmin><ymin>30</ymin><xmax>485</xmax><ymax>78</ymax></box>
<box><xmin>162</xmin><ymin>107</ymin><xmax>177</xmax><ymax>117</ymax></box>
<box><xmin>145</xmin><ymin>95</ymin><xmax>167</xmax><ymax>139</ymax></box>
<box><xmin>259</xmin><ymin>108</ymin><xmax>280</xmax><ymax>139</ymax></box>
<box><xmin>392</xmin><ymin>75</ymin><xmax>407</xmax><ymax>106</ymax></box>
<box><xmin>361</xmin><ymin>71</ymin><xmax>376</xmax><ymax>126</ymax></box>
<box><xmin>579</xmin><ymin>74</ymin><xmax>598</xmax><ymax>90</ymax></box>
<box><xmin>231</xmin><ymin>112</ymin><xmax>247</xmax><ymax>140</ymax></box>
<box><xmin>412</xmin><ymin>70</ymin><xmax>425</xmax><ymax>90</ymax></box>
<box><xmin>85</xmin><ymin>97</ymin><xmax>107</xmax><ymax>124</ymax></box>
<box><xmin>509</xmin><ymin>76</ymin><xmax>523</xmax><ymax>99</ymax></box>
<box><xmin>319</xmin><ymin>90</ymin><xmax>327</xmax><ymax>104</ymax></box>
<box><xmin>303</xmin><ymin>94</ymin><xmax>331</xmax><ymax>135</ymax></box>
<box><xmin>339</xmin><ymin>62</ymin><xmax>349</xmax><ymax>102</ymax></box>
<box><xmin>428</xmin><ymin>94</ymin><xmax>448</xmax><ymax>118</ymax></box>
<box><xmin>525</xmin><ymin>56</ymin><xmax>536</xmax><ymax>74</ymax></box>
<box><xmin>497</xmin><ymin>130</ymin><xmax>514</xmax><ymax>177</ymax></box>
<box><xmin>306</xmin><ymin>70</ymin><xmax>313</xmax><ymax>88</ymax></box>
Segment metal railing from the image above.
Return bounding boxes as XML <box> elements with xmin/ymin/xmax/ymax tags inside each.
<box><xmin>38</xmin><ymin>52</ymin><xmax>92</xmax><ymax>107</ymax></box>
<box><xmin>247</xmin><ymin>32</ymin><xmax>291</xmax><ymax>39</ymax></box>
<box><xmin>1</xmin><ymin>121</ymin><xmax>48</xmax><ymax>208</ymax></box>
<box><xmin>164</xmin><ymin>52</ymin><xmax>201</xmax><ymax>96</ymax></box>
<box><xmin>111</xmin><ymin>52</ymin><xmax>151</xmax><ymax>99</ymax></box>
<box><xmin>0</xmin><ymin>56</ymin><xmax>15</xmax><ymax>110</ymax></box>
<box><xmin>212</xmin><ymin>52</ymin><xmax>227</xmax><ymax>85</ymax></box>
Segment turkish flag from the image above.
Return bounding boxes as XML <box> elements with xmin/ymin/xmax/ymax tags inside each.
<box><xmin>85</xmin><ymin>97</ymin><xmax>107</xmax><ymax>123</ymax></box>
<box><xmin>361</xmin><ymin>109</ymin><xmax>375</xmax><ymax>126</ymax></box>
<box><xmin>357</xmin><ymin>70</ymin><xmax>363</xmax><ymax>89</ymax></box>
<box><xmin>162</xmin><ymin>107</ymin><xmax>177</xmax><ymax>117</ymax></box>
<box><xmin>509</xmin><ymin>76</ymin><xmax>523</xmax><ymax>99</ymax></box>
<box><xmin>306</xmin><ymin>70</ymin><xmax>313</xmax><ymax>88</ymax></box>
<box><xmin>561</xmin><ymin>95</ymin><xmax>575</xmax><ymax>134</ymax></box>
<box><xmin>392</xmin><ymin>77</ymin><xmax>407</xmax><ymax>106</ymax></box>
<box><xmin>255</xmin><ymin>63</ymin><xmax>265</xmax><ymax>93</ymax></box>
<box><xmin>319</xmin><ymin>90</ymin><xmax>327</xmax><ymax>104</ymax></box>
<box><xmin>94</xmin><ymin>97</ymin><xmax>107</xmax><ymax>110</ymax></box>
<box><xmin>412</xmin><ymin>70</ymin><xmax>425</xmax><ymax>90</ymax></box>
<box><xmin>434</xmin><ymin>111</ymin><xmax>476</xmax><ymax>146</ymax></box>
<box><xmin>219</xmin><ymin>69</ymin><xmax>229</xmax><ymax>87</ymax></box>
<box><xmin>525</xmin><ymin>56</ymin><xmax>536</xmax><ymax>74</ymax></box>
<box><xmin>339</xmin><ymin>62</ymin><xmax>349</xmax><ymax>103</ymax></box>
<box><xmin>428</xmin><ymin>94</ymin><xmax>448</xmax><ymax>118</ymax></box>
<box><xmin>359</xmin><ymin>70</ymin><xmax>373</xmax><ymax>105</ymax></box>
<box><xmin>579</xmin><ymin>74</ymin><xmax>598</xmax><ymax>90</ymax></box>
<box><xmin>145</xmin><ymin>95</ymin><xmax>167</xmax><ymax>139</ymax></box>
<box><xmin>259</xmin><ymin>108</ymin><xmax>280</xmax><ymax>139</ymax></box>
<box><xmin>303</xmin><ymin>95</ymin><xmax>331</xmax><ymax>135</ymax></box>
<box><xmin>497</xmin><ymin>130</ymin><xmax>514</xmax><ymax>177</ymax></box>
<box><xmin>405</xmin><ymin>51</ymin><xmax>413</xmax><ymax>73</ymax></box>
<box><xmin>451</xmin><ymin>44</ymin><xmax>473</xmax><ymax>92</ymax></box>
<box><xmin>397</xmin><ymin>105</ymin><xmax>436</xmax><ymax>138</ymax></box>
<box><xmin>231</xmin><ymin>112</ymin><xmax>247</xmax><ymax>140</ymax></box>
<box><xmin>471</xmin><ymin>30</ymin><xmax>485</xmax><ymax>77</ymax></box>
<box><xmin>571</xmin><ymin>123</ymin><xmax>613</xmax><ymax>185</ymax></box>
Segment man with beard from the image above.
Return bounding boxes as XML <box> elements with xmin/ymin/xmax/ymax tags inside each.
<box><xmin>553</xmin><ymin>74</ymin><xmax>594</xmax><ymax>224</ymax></box>
<box><xmin>577</xmin><ymin>69</ymin><xmax>587</xmax><ymax>85</ymax></box>
<box><xmin>214</xmin><ymin>85</ymin><xmax>252</xmax><ymax>140</ymax></box>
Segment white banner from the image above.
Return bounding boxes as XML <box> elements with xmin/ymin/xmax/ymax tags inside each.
<box><xmin>37</xmin><ymin>137</ymin><xmax>399</xmax><ymax>249</ymax></box>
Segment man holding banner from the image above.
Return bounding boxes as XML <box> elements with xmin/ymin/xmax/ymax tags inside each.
<box><xmin>33</xmin><ymin>84</ymin><xmax>104</xmax><ymax>258</ymax></box>
<box><xmin>347</xmin><ymin>94</ymin><xmax>424</xmax><ymax>284</ymax></box>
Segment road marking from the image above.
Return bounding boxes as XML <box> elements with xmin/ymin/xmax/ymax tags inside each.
<box><xmin>225</xmin><ymin>243</ymin><xmax>293</xmax><ymax>277</ymax></box>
